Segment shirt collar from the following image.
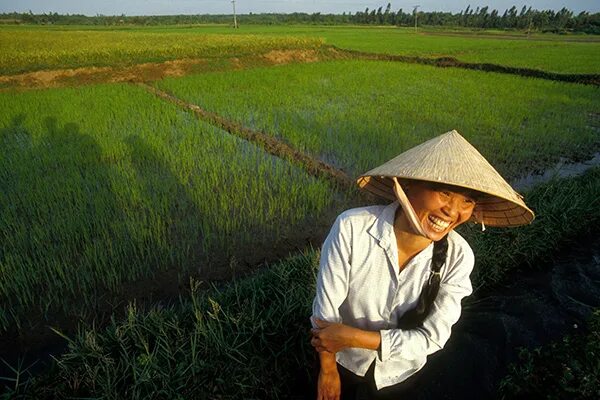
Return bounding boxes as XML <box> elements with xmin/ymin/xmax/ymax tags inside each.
<box><xmin>367</xmin><ymin>201</ymin><xmax>399</xmax><ymax>246</ymax></box>
<box><xmin>368</xmin><ymin>201</ymin><xmax>434</xmax><ymax>266</ymax></box>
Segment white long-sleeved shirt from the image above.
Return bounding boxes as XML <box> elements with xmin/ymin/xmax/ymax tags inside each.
<box><xmin>311</xmin><ymin>201</ymin><xmax>474</xmax><ymax>390</ymax></box>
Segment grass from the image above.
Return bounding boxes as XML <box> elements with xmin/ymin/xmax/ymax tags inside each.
<box><xmin>7</xmin><ymin>168</ymin><xmax>600</xmax><ymax>399</ymax></box>
<box><xmin>0</xmin><ymin>83</ymin><xmax>336</xmax><ymax>334</ymax></box>
<box><xmin>462</xmin><ymin>167</ymin><xmax>600</xmax><ymax>289</ymax></box>
<box><xmin>157</xmin><ymin>60</ymin><xmax>600</xmax><ymax>180</ymax></box>
<box><xmin>0</xmin><ymin>27</ymin><xmax>323</xmax><ymax>75</ymax></box>
<box><xmin>499</xmin><ymin>309</ymin><xmax>600</xmax><ymax>399</ymax></box>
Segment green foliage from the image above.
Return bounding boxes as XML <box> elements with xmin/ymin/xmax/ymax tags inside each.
<box><xmin>0</xmin><ymin>84</ymin><xmax>334</xmax><ymax>333</ymax></box>
<box><xmin>463</xmin><ymin>167</ymin><xmax>600</xmax><ymax>289</ymax></box>
<box><xmin>1</xmin><ymin>6</ymin><xmax>598</xmax><ymax>35</ymax></box>
<box><xmin>20</xmin><ymin>252</ymin><xmax>320</xmax><ymax>399</ymax></box>
<box><xmin>2</xmin><ymin>25</ymin><xmax>599</xmax><ymax>75</ymax></box>
<box><xmin>499</xmin><ymin>309</ymin><xmax>600</xmax><ymax>399</ymax></box>
<box><xmin>157</xmin><ymin>60</ymin><xmax>600</xmax><ymax>180</ymax></box>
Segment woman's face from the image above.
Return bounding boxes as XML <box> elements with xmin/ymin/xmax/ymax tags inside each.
<box><xmin>406</xmin><ymin>182</ymin><xmax>476</xmax><ymax>241</ymax></box>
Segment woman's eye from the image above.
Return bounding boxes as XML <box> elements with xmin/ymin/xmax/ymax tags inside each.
<box><xmin>441</xmin><ymin>191</ymin><xmax>451</xmax><ymax>197</ymax></box>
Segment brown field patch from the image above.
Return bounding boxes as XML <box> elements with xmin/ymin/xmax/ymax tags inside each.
<box><xmin>0</xmin><ymin>49</ymin><xmax>344</xmax><ymax>91</ymax></box>
<box><xmin>263</xmin><ymin>49</ymin><xmax>321</xmax><ymax>64</ymax></box>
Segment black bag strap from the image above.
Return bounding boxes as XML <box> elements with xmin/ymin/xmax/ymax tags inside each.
<box><xmin>396</xmin><ymin>235</ymin><xmax>449</xmax><ymax>330</ymax></box>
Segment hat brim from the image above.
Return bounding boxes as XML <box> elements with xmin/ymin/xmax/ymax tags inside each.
<box><xmin>357</xmin><ymin>175</ymin><xmax>535</xmax><ymax>228</ymax></box>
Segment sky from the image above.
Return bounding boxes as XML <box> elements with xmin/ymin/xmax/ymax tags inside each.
<box><xmin>0</xmin><ymin>1</ymin><xmax>598</xmax><ymax>16</ymax></box>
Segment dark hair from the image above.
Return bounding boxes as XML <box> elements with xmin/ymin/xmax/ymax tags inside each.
<box><xmin>396</xmin><ymin>234</ymin><xmax>448</xmax><ymax>330</ymax></box>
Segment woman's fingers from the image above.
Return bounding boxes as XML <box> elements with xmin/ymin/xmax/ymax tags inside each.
<box><xmin>314</xmin><ymin>318</ymin><xmax>332</xmax><ymax>328</ymax></box>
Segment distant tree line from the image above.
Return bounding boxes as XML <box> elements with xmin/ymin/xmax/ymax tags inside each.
<box><xmin>1</xmin><ymin>4</ymin><xmax>599</xmax><ymax>34</ymax></box>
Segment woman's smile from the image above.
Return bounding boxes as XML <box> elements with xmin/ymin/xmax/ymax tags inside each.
<box><xmin>427</xmin><ymin>215</ymin><xmax>452</xmax><ymax>232</ymax></box>
<box><xmin>407</xmin><ymin>183</ymin><xmax>476</xmax><ymax>241</ymax></box>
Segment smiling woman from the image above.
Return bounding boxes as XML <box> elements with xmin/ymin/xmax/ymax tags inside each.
<box><xmin>310</xmin><ymin>130</ymin><xmax>535</xmax><ymax>400</ymax></box>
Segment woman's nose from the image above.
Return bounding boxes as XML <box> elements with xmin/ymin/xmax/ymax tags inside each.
<box><xmin>442</xmin><ymin>196</ymin><xmax>461</xmax><ymax>218</ymax></box>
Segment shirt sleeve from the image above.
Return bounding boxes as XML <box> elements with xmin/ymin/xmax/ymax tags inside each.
<box><xmin>310</xmin><ymin>213</ymin><xmax>352</xmax><ymax>329</ymax></box>
<box><xmin>378</xmin><ymin>243</ymin><xmax>474</xmax><ymax>362</ymax></box>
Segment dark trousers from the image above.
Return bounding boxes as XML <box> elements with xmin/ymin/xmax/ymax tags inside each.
<box><xmin>337</xmin><ymin>361</ymin><xmax>421</xmax><ymax>400</ymax></box>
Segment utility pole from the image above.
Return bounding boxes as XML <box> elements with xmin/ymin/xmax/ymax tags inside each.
<box><xmin>231</xmin><ymin>0</ymin><xmax>238</xmax><ymax>28</ymax></box>
<box><xmin>413</xmin><ymin>5</ymin><xmax>420</xmax><ymax>33</ymax></box>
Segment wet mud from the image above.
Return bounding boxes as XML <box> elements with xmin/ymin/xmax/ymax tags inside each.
<box><xmin>511</xmin><ymin>152</ymin><xmax>600</xmax><ymax>192</ymax></box>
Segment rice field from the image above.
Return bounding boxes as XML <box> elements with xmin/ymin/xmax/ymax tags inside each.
<box><xmin>2</xmin><ymin>25</ymin><xmax>599</xmax><ymax>76</ymax></box>
<box><xmin>0</xmin><ymin>83</ymin><xmax>336</xmax><ymax>332</ymax></box>
<box><xmin>157</xmin><ymin>60</ymin><xmax>600</xmax><ymax>180</ymax></box>
<box><xmin>0</xmin><ymin>27</ymin><xmax>324</xmax><ymax>75</ymax></box>
<box><xmin>137</xmin><ymin>25</ymin><xmax>600</xmax><ymax>74</ymax></box>
<box><xmin>1</xmin><ymin>23</ymin><xmax>599</xmax><ymax>398</ymax></box>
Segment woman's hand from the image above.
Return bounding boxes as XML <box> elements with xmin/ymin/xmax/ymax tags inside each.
<box><xmin>311</xmin><ymin>319</ymin><xmax>382</xmax><ymax>352</ymax></box>
<box><xmin>311</xmin><ymin>319</ymin><xmax>357</xmax><ymax>353</ymax></box>
<box><xmin>317</xmin><ymin>365</ymin><xmax>341</xmax><ymax>400</ymax></box>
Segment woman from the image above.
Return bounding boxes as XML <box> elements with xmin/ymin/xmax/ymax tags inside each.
<box><xmin>310</xmin><ymin>130</ymin><xmax>534</xmax><ymax>400</ymax></box>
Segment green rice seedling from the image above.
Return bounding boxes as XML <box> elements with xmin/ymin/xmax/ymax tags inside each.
<box><xmin>0</xmin><ymin>83</ymin><xmax>336</xmax><ymax>333</ymax></box>
<box><xmin>157</xmin><ymin>60</ymin><xmax>600</xmax><ymax>181</ymax></box>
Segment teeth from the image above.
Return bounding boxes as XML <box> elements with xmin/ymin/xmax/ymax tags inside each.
<box><xmin>428</xmin><ymin>215</ymin><xmax>451</xmax><ymax>232</ymax></box>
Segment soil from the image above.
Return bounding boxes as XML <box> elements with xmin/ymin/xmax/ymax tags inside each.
<box><xmin>0</xmin><ymin>59</ymin><xmax>206</xmax><ymax>90</ymax></box>
<box><xmin>3</xmin><ymin>44</ymin><xmax>596</xmax><ymax>92</ymax></box>
<box><xmin>0</xmin><ymin>48</ymin><xmax>344</xmax><ymax>91</ymax></box>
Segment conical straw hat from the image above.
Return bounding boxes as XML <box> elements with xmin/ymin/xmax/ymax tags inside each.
<box><xmin>356</xmin><ymin>130</ymin><xmax>535</xmax><ymax>227</ymax></box>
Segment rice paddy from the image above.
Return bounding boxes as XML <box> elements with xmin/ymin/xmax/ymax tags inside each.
<box><xmin>0</xmin><ymin>27</ymin><xmax>323</xmax><ymax>75</ymax></box>
<box><xmin>157</xmin><ymin>60</ymin><xmax>600</xmax><ymax>180</ymax></box>
<box><xmin>0</xmin><ymin>83</ymin><xmax>336</xmax><ymax>332</ymax></box>
<box><xmin>138</xmin><ymin>24</ymin><xmax>600</xmax><ymax>74</ymax></box>
<box><xmin>1</xmin><ymin>22</ymin><xmax>599</xmax><ymax>399</ymax></box>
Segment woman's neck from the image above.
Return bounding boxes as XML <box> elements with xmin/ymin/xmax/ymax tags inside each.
<box><xmin>394</xmin><ymin>208</ymin><xmax>432</xmax><ymax>256</ymax></box>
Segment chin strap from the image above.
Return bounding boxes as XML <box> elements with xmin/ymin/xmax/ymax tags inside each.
<box><xmin>391</xmin><ymin>177</ymin><xmax>428</xmax><ymax>238</ymax></box>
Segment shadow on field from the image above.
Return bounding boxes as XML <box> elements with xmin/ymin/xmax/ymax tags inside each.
<box><xmin>0</xmin><ymin>114</ymin><xmax>128</xmax><ymax>380</ymax></box>
<box><xmin>123</xmin><ymin>134</ymin><xmax>207</xmax><ymax>272</ymax></box>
